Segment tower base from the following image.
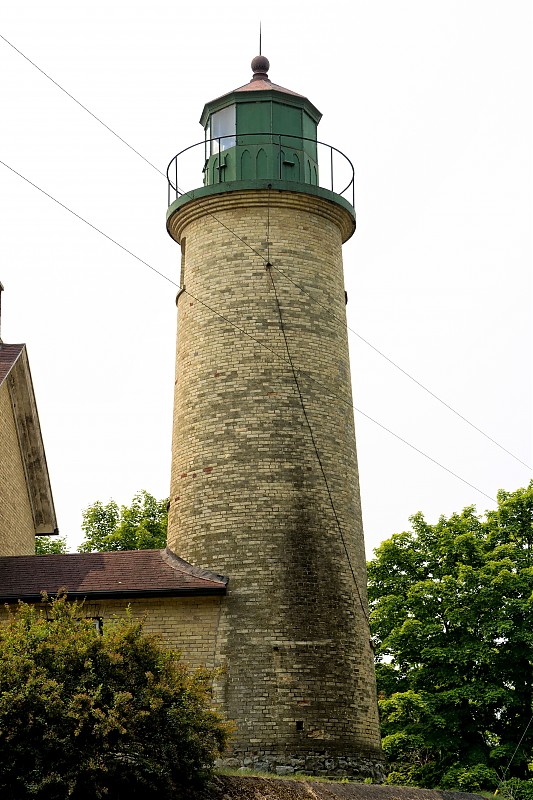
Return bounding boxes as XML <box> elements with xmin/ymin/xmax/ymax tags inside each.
<box><xmin>216</xmin><ymin>751</ymin><xmax>386</xmax><ymax>783</ymax></box>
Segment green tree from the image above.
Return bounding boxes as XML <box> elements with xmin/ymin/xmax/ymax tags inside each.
<box><xmin>78</xmin><ymin>490</ymin><xmax>168</xmax><ymax>553</ymax></box>
<box><xmin>35</xmin><ymin>536</ymin><xmax>68</xmax><ymax>555</ymax></box>
<box><xmin>368</xmin><ymin>482</ymin><xmax>533</xmax><ymax>789</ymax></box>
<box><xmin>0</xmin><ymin>594</ymin><xmax>229</xmax><ymax>800</ymax></box>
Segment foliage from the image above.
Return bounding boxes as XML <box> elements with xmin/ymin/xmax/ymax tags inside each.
<box><xmin>0</xmin><ymin>594</ymin><xmax>229</xmax><ymax>800</ymax></box>
<box><xmin>499</xmin><ymin>779</ymin><xmax>533</xmax><ymax>800</ymax></box>
<box><xmin>440</xmin><ymin>763</ymin><xmax>499</xmax><ymax>792</ymax></box>
<box><xmin>368</xmin><ymin>481</ymin><xmax>533</xmax><ymax>789</ymax></box>
<box><xmin>35</xmin><ymin>536</ymin><xmax>68</xmax><ymax>555</ymax></box>
<box><xmin>78</xmin><ymin>490</ymin><xmax>168</xmax><ymax>552</ymax></box>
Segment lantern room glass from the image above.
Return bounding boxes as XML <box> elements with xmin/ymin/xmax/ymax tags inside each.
<box><xmin>208</xmin><ymin>105</ymin><xmax>236</xmax><ymax>154</ymax></box>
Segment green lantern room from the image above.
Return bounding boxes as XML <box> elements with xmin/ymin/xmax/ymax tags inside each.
<box><xmin>200</xmin><ymin>55</ymin><xmax>321</xmax><ymax>186</ymax></box>
<box><xmin>167</xmin><ymin>55</ymin><xmax>356</xmax><ymax>234</ymax></box>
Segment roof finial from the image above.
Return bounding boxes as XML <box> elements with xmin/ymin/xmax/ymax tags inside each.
<box><xmin>251</xmin><ymin>22</ymin><xmax>269</xmax><ymax>81</ymax></box>
<box><xmin>251</xmin><ymin>52</ymin><xmax>270</xmax><ymax>81</ymax></box>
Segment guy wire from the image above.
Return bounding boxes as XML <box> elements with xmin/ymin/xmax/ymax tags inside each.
<box><xmin>0</xmin><ymin>155</ymin><xmax>498</xmax><ymax>505</ymax></box>
<box><xmin>2</xmin><ymin>31</ymin><xmax>525</xmax><ymax>469</ymax></box>
<box><xmin>266</xmin><ymin>256</ymin><xmax>370</xmax><ymax>627</ymax></box>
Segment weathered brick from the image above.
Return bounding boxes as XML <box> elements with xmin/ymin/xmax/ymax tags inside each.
<box><xmin>0</xmin><ymin>383</ymin><xmax>35</xmax><ymax>555</ymax></box>
<box><xmin>167</xmin><ymin>189</ymin><xmax>383</xmax><ymax>768</ymax></box>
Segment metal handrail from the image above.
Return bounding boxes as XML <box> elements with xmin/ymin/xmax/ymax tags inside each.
<box><xmin>166</xmin><ymin>133</ymin><xmax>355</xmax><ymax>208</ymax></box>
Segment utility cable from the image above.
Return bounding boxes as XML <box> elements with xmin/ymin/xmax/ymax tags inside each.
<box><xmin>0</xmin><ymin>158</ymin><xmax>176</xmax><ymax>288</ymax></box>
<box><xmin>267</xmin><ymin>260</ymin><xmax>370</xmax><ymax>627</ymax></box>
<box><xmin>497</xmin><ymin>715</ymin><xmax>533</xmax><ymax>789</ymax></box>
<box><xmin>0</xmin><ymin>156</ymin><xmax>498</xmax><ymax>505</ymax></box>
<box><xmin>269</xmin><ymin>262</ymin><xmax>531</xmax><ymax>471</ymax></box>
<box><xmin>0</xmin><ymin>31</ymin><xmax>266</xmax><ymax>264</ymax></box>
<box><xmin>266</xmin><ymin>183</ymin><xmax>369</xmax><ymax>626</ymax></box>
<box><xmin>266</xmin><ymin>183</ymin><xmax>271</xmax><ymax>265</ymax></box>
<box><xmin>2</xmin><ymin>31</ymin><xmax>525</xmax><ymax>472</ymax></box>
<box><xmin>0</xmin><ymin>32</ymin><xmax>166</xmax><ymax>179</ymax></box>
<box><xmin>182</xmin><ymin>276</ymin><xmax>499</xmax><ymax>505</ymax></box>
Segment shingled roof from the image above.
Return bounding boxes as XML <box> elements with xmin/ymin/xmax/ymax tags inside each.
<box><xmin>0</xmin><ymin>342</ymin><xmax>24</xmax><ymax>385</ymax></box>
<box><xmin>0</xmin><ymin>548</ymin><xmax>228</xmax><ymax>602</ymax></box>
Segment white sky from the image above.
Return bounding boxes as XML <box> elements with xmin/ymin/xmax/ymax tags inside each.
<box><xmin>0</xmin><ymin>1</ymin><xmax>531</xmax><ymax>556</ymax></box>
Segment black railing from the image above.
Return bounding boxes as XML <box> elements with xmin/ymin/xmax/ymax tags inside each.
<box><xmin>166</xmin><ymin>133</ymin><xmax>355</xmax><ymax>208</ymax></box>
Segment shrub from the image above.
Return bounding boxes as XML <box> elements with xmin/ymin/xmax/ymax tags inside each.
<box><xmin>0</xmin><ymin>595</ymin><xmax>229</xmax><ymax>799</ymax></box>
<box><xmin>440</xmin><ymin>763</ymin><xmax>499</xmax><ymax>792</ymax></box>
<box><xmin>500</xmin><ymin>779</ymin><xmax>533</xmax><ymax>800</ymax></box>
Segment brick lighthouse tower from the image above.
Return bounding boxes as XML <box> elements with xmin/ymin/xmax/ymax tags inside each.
<box><xmin>166</xmin><ymin>56</ymin><xmax>384</xmax><ymax>779</ymax></box>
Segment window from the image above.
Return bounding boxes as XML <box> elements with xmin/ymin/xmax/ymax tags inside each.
<box><xmin>209</xmin><ymin>105</ymin><xmax>236</xmax><ymax>154</ymax></box>
<box><xmin>91</xmin><ymin>617</ymin><xmax>103</xmax><ymax>635</ymax></box>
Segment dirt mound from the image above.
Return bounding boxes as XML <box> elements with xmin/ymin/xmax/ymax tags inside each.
<box><xmin>206</xmin><ymin>775</ymin><xmax>484</xmax><ymax>800</ymax></box>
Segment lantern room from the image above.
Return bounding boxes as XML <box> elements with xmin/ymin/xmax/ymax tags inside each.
<box><xmin>200</xmin><ymin>55</ymin><xmax>322</xmax><ymax>186</ymax></box>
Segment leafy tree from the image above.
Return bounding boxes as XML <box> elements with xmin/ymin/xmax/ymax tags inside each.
<box><xmin>368</xmin><ymin>482</ymin><xmax>533</xmax><ymax>789</ymax></box>
<box><xmin>35</xmin><ymin>536</ymin><xmax>68</xmax><ymax>555</ymax></box>
<box><xmin>0</xmin><ymin>594</ymin><xmax>229</xmax><ymax>799</ymax></box>
<box><xmin>78</xmin><ymin>490</ymin><xmax>168</xmax><ymax>552</ymax></box>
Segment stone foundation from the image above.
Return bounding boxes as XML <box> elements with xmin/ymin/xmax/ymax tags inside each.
<box><xmin>216</xmin><ymin>752</ymin><xmax>386</xmax><ymax>783</ymax></box>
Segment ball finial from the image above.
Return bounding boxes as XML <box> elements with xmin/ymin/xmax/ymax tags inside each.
<box><xmin>251</xmin><ymin>55</ymin><xmax>270</xmax><ymax>79</ymax></box>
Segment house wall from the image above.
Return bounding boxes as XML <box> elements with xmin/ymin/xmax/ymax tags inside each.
<box><xmin>0</xmin><ymin>381</ymin><xmax>35</xmax><ymax>555</ymax></box>
<box><xmin>0</xmin><ymin>594</ymin><xmax>223</xmax><ymax>671</ymax></box>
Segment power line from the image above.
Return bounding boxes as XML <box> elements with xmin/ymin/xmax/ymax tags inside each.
<box><xmin>0</xmin><ymin>33</ymin><xmax>165</xmax><ymax>179</ymax></box>
<box><xmin>0</xmin><ymin>156</ymin><xmax>498</xmax><ymax>505</ymax></box>
<box><xmin>2</xmin><ymin>31</ymin><xmax>525</xmax><ymax>472</ymax></box>
<box><xmin>267</xmin><ymin>185</ymin><xmax>369</xmax><ymax>627</ymax></box>
<box><xmin>269</xmin><ymin>262</ymin><xmax>531</xmax><ymax>471</ymax></box>
<box><xmin>267</xmin><ymin>260</ymin><xmax>370</xmax><ymax>627</ymax></box>
<box><xmin>0</xmin><ymin>31</ymin><xmax>266</xmax><ymax>264</ymax></box>
<box><xmin>182</xmin><ymin>276</ymin><xmax>498</xmax><ymax>504</ymax></box>
<box><xmin>0</xmin><ymin>159</ymin><xmax>176</xmax><ymax>287</ymax></box>
<box><xmin>497</xmin><ymin>715</ymin><xmax>533</xmax><ymax>789</ymax></box>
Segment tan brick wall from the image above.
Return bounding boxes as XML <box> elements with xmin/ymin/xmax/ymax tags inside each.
<box><xmin>167</xmin><ymin>189</ymin><xmax>382</xmax><ymax>763</ymax></box>
<box><xmin>0</xmin><ymin>382</ymin><xmax>35</xmax><ymax>555</ymax></box>
<box><xmin>0</xmin><ymin>594</ymin><xmax>223</xmax><ymax>671</ymax></box>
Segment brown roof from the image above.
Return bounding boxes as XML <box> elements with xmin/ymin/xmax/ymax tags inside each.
<box><xmin>200</xmin><ymin>60</ymin><xmax>321</xmax><ymax>128</ymax></box>
<box><xmin>0</xmin><ymin>343</ymin><xmax>24</xmax><ymax>386</ymax></box>
<box><xmin>233</xmin><ymin>76</ymin><xmax>304</xmax><ymax>97</ymax></box>
<box><xmin>0</xmin><ymin>548</ymin><xmax>228</xmax><ymax>602</ymax></box>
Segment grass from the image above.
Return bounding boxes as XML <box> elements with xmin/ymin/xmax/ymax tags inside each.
<box><xmin>214</xmin><ymin>767</ymin><xmax>359</xmax><ymax>783</ymax></box>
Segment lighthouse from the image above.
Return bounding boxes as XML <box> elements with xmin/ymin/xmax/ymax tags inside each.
<box><xmin>165</xmin><ymin>55</ymin><xmax>384</xmax><ymax>779</ymax></box>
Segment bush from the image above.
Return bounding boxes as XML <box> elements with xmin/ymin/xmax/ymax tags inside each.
<box><xmin>500</xmin><ymin>779</ymin><xmax>533</xmax><ymax>800</ymax></box>
<box><xmin>0</xmin><ymin>595</ymin><xmax>229</xmax><ymax>799</ymax></box>
<box><xmin>440</xmin><ymin>763</ymin><xmax>499</xmax><ymax>792</ymax></box>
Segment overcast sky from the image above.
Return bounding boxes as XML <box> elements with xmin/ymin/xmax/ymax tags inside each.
<box><xmin>1</xmin><ymin>1</ymin><xmax>531</xmax><ymax>555</ymax></box>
